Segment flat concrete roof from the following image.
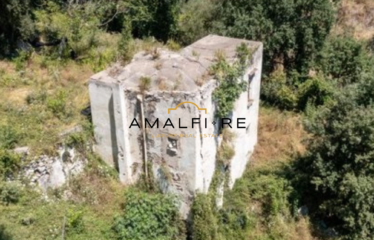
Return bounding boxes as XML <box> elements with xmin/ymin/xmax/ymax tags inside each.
<box><xmin>90</xmin><ymin>35</ymin><xmax>261</xmax><ymax>91</ymax></box>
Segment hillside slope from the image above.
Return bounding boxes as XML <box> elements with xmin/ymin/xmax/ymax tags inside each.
<box><xmin>335</xmin><ymin>0</ymin><xmax>374</xmax><ymax>39</ymax></box>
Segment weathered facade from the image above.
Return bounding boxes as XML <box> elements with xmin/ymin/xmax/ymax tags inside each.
<box><xmin>89</xmin><ymin>35</ymin><xmax>263</xmax><ymax>215</ymax></box>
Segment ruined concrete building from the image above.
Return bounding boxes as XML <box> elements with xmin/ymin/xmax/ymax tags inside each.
<box><xmin>89</xmin><ymin>35</ymin><xmax>263</xmax><ymax>215</ymax></box>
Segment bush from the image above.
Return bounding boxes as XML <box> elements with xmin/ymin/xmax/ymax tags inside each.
<box><xmin>318</xmin><ymin>36</ymin><xmax>372</xmax><ymax>84</ymax></box>
<box><xmin>296</xmin><ymin>77</ymin><xmax>374</xmax><ymax>239</ymax></box>
<box><xmin>113</xmin><ymin>190</ymin><xmax>185</xmax><ymax>240</ymax></box>
<box><xmin>211</xmin><ymin>43</ymin><xmax>250</xmax><ymax>118</ymax></box>
<box><xmin>261</xmin><ymin>70</ymin><xmax>299</xmax><ymax>110</ymax></box>
<box><xmin>191</xmin><ymin>193</ymin><xmax>218</xmax><ymax>240</ymax></box>
<box><xmin>65</xmin><ymin>121</ymin><xmax>94</xmax><ymax>153</ymax></box>
<box><xmin>217</xmin><ymin>129</ymin><xmax>235</xmax><ymax>167</ymax></box>
<box><xmin>66</xmin><ymin>209</ymin><xmax>85</xmax><ymax>235</ymax></box>
<box><xmin>26</xmin><ymin>89</ymin><xmax>47</xmax><ymax>105</ymax></box>
<box><xmin>219</xmin><ymin>166</ymin><xmax>294</xmax><ymax>240</ymax></box>
<box><xmin>13</xmin><ymin>50</ymin><xmax>33</xmax><ymax>71</ymax></box>
<box><xmin>0</xmin><ymin>126</ymin><xmax>19</xmax><ymax>150</ymax></box>
<box><xmin>262</xmin><ymin>70</ymin><xmax>334</xmax><ymax>111</ymax></box>
<box><xmin>46</xmin><ymin>90</ymin><xmax>69</xmax><ymax>119</ymax></box>
<box><xmin>0</xmin><ymin>149</ymin><xmax>21</xmax><ymax>180</ymax></box>
<box><xmin>297</xmin><ymin>75</ymin><xmax>334</xmax><ymax>110</ymax></box>
<box><xmin>190</xmin><ymin>165</ymin><xmax>296</xmax><ymax>240</ymax></box>
<box><xmin>118</xmin><ymin>19</ymin><xmax>133</xmax><ymax>62</ymax></box>
<box><xmin>139</xmin><ymin>76</ymin><xmax>151</xmax><ymax>92</ymax></box>
<box><xmin>0</xmin><ymin>182</ymin><xmax>22</xmax><ymax>205</ymax></box>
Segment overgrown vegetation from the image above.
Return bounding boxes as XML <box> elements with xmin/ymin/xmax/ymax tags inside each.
<box><xmin>191</xmin><ymin>163</ymin><xmax>310</xmax><ymax>240</ymax></box>
<box><xmin>113</xmin><ymin>190</ymin><xmax>185</xmax><ymax>240</ymax></box>
<box><xmin>294</xmin><ymin>73</ymin><xmax>374</xmax><ymax>240</ymax></box>
<box><xmin>211</xmin><ymin>43</ymin><xmax>252</xmax><ymax>119</ymax></box>
<box><xmin>215</xmin><ymin>0</ymin><xmax>335</xmax><ymax>73</ymax></box>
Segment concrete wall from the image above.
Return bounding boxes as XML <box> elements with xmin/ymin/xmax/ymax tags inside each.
<box><xmin>88</xmin><ymin>81</ymin><xmax>117</xmax><ymax>168</ymax></box>
<box><xmin>89</xmin><ymin>80</ymin><xmax>134</xmax><ymax>183</ymax></box>
<box><xmin>112</xmin><ymin>86</ymin><xmax>133</xmax><ymax>183</ymax></box>
<box><xmin>229</xmin><ymin>44</ymin><xmax>263</xmax><ymax>187</ymax></box>
<box><xmin>195</xmin><ymin>81</ymin><xmax>219</xmax><ymax>194</ymax></box>
<box><xmin>102</xmin><ymin>81</ymin><xmax>220</xmax><ymax>216</ymax></box>
<box><xmin>142</xmin><ymin>89</ymin><xmax>214</xmax><ymax>216</ymax></box>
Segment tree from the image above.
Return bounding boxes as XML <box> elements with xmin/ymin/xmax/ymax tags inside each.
<box><xmin>127</xmin><ymin>0</ymin><xmax>181</xmax><ymax>42</ymax></box>
<box><xmin>0</xmin><ymin>0</ymin><xmax>38</xmax><ymax>55</ymax></box>
<box><xmin>215</xmin><ymin>0</ymin><xmax>335</xmax><ymax>73</ymax></box>
<box><xmin>318</xmin><ymin>36</ymin><xmax>371</xmax><ymax>84</ymax></box>
<box><xmin>297</xmin><ymin>74</ymin><xmax>374</xmax><ymax>239</ymax></box>
<box><xmin>177</xmin><ymin>0</ymin><xmax>219</xmax><ymax>45</ymax></box>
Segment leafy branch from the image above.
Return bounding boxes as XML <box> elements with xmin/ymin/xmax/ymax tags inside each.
<box><xmin>211</xmin><ymin>43</ymin><xmax>252</xmax><ymax>119</ymax></box>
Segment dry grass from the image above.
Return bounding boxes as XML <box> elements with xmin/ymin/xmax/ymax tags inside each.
<box><xmin>246</xmin><ymin>215</ymin><xmax>317</xmax><ymax>240</ymax></box>
<box><xmin>247</xmin><ymin>107</ymin><xmax>316</xmax><ymax>240</ymax></box>
<box><xmin>4</xmin><ymin>88</ymin><xmax>31</xmax><ymax>105</ymax></box>
<box><xmin>194</xmin><ymin>72</ymin><xmax>210</xmax><ymax>87</ymax></box>
<box><xmin>334</xmin><ymin>0</ymin><xmax>374</xmax><ymax>40</ymax></box>
<box><xmin>0</xmin><ymin>55</ymin><xmax>93</xmax><ymax>154</ymax></box>
<box><xmin>156</xmin><ymin>77</ymin><xmax>169</xmax><ymax>90</ymax></box>
<box><xmin>251</xmin><ymin>106</ymin><xmax>308</xmax><ymax>167</ymax></box>
<box><xmin>139</xmin><ymin>76</ymin><xmax>151</xmax><ymax>92</ymax></box>
<box><xmin>291</xmin><ymin>217</ymin><xmax>317</xmax><ymax>240</ymax></box>
<box><xmin>68</xmin><ymin>170</ymin><xmax>124</xmax><ymax>217</ymax></box>
<box><xmin>0</xmin><ymin>36</ymin><xmax>165</xmax><ymax>154</ymax></box>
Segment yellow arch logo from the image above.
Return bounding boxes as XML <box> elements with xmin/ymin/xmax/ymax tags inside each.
<box><xmin>168</xmin><ymin>102</ymin><xmax>207</xmax><ymax>114</ymax></box>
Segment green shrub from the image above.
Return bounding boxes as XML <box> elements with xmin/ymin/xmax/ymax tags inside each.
<box><xmin>46</xmin><ymin>90</ymin><xmax>69</xmax><ymax>119</ymax></box>
<box><xmin>113</xmin><ymin>190</ymin><xmax>185</xmax><ymax>240</ymax></box>
<box><xmin>166</xmin><ymin>39</ymin><xmax>181</xmax><ymax>51</ymax></box>
<box><xmin>297</xmin><ymin>75</ymin><xmax>334</xmax><ymax>110</ymax></box>
<box><xmin>217</xmin><ymin>129</ymin><xmax>236</xmax><ymax>166</ymax></box>
<box><xmin>191</xmin><ymin>193</ymin><xmax>218</xmax><ymax>240</ymax></box>
<box><xmin>211</xmin><ymin>43</ymin><xmax>251</xmax><ymax>118</ymax></box>
<box><xmin>261</xmin><ymin>70</ymin><xmax>299</xmax><ymax>110</ymax></box>
<box><xmin>34</xmin><ymin>1</ymin><xmax>101</xmax><ymax>58</ymax></box>
<box><xmin>191</xmin><ymin>165</ymin><xmax>295</xmax><ymax>240</ymax></box>
<box><xmin>0</xmin><ymin>182</ymin><xmax>22</xmax><ymax>205</ymax></box>
<box><xmin>262</xmin><ymin>70</ymin><xmax>334</xmax><ymax>111</ymax></box>
<box><xmin>13</xmin><ymin>50</ymin><xmax>32</xmax><ymax>71</ymax></box>
<box><xmin>216</xmin><ymin>207</ymin><xmax>254</xmax><ymax>240</ymax></box>
<box><xmin>66</xmin><ymin>209</ymin><xmax>85</xmax><ymax>235</ymax></box>
<box><xmin>0</xmin><ymin>126</ymin><xmax>19</xmax><ymax>149</ymax></box>
<box><xmin>26</xmin><ymin>89</ymin><xmax>47</xmax><ymax>105</ymax></box>
<box><xmin>65</xmin><ymin>121</ymin><xmax>94</xmax><ymax>153</ymax></box>
<box><xmin>118</xmin><ymin>19</ymin><xmax>134</xmax><ymax>62</ymax></box>
<box><xmin>139</xmin><ymin>76</ymin><xmax>151</xmax><ymax>92</ymax></box>
<box><xmin>318</xmin><ymin>36</ymin><xmax>372</xmax><ymax>84</ymax></box>
<box><xmin>0</xmin><ymin>224</ymin><xmax>13</xmax><ymax>239</ymax></box>
<box><xmin>0</xmin><ymin>149</ymin><xmax>21</xmax><ymax>180</ymax></box>
<box><xmin>219</xmin><ymin>166</ymin><xmax>294</xmax><ymax>240</ymax></box>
